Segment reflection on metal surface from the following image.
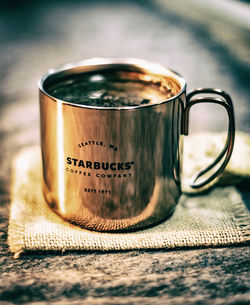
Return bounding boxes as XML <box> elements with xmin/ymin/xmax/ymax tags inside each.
<box><xmin>39</xmin><ymin>58</ymin><xmax>235</xmax><ymax>232</ymax></box>
<box><xmin>39</xmin><ymin>59</ymin><xmax>184</xmax><ymax>232</ymax></box>
<box><xmin>184</xmin><ymin>88</ymin><xmax>235</xmax><ymax>188</ymax></box>
<box><xmin>57</xmin><ymin>102</ymin><xmax>65</xmax><ymax>214</ymax></box>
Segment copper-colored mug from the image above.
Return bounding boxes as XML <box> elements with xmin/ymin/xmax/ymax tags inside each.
<box><xmin>39</xmin><ymin>58</ymin><xmax>235</xmax><ymax>232</ymax></box>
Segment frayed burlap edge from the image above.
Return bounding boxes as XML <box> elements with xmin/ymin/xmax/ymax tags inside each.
<box><xmin>8</xmin><ymin>140</ymin><xmax>250</xmax><ymax>257</ymax></box>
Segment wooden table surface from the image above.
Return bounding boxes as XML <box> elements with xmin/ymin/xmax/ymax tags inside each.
<box><xmin>0</xmin><ymin>1</ymin><xmax>249</xmax><ymax>304</ymax></box>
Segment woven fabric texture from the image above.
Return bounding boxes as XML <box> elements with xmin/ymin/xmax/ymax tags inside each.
<box><xmin>8</xmin><ymin>143</ymin><xmax>250</xmax><ymax>257</ymax></box>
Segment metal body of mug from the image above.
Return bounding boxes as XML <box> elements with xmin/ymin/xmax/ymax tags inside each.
<box><xmin>39</xmin><ymin>58</ymin><xmax>235</xmax><ymax>232</ymax></box>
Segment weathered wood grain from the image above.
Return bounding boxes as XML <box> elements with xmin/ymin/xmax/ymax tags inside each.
<box><xmin>0</xmin><ymin>1</ymin><xmax>249</xmax><ymax>304</ymax></box>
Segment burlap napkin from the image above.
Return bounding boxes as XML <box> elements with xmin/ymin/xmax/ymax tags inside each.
<box><xmin>8</xmin><ymin>133</ymin><xmax>250</xmax><ymax>257</ymax></box>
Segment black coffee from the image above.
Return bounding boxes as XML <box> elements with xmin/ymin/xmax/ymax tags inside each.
<box><xmin>46</xmin><ymin>70</ymin><xmax>180</xmax><ymax>107</ymax></box>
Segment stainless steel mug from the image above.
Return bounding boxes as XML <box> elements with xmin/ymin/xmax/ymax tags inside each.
<box><xmin>39</xmin><ymin>58</ymin><xmax>235</xmax><ymax>232</ymax></box>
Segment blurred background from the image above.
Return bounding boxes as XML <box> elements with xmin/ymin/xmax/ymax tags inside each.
<box><xmin>0</xmin><ymin>3</ymin><xmax>250</xmax><ymax>303</ymax></box>
<box><xmin>0</xmin><ymin>0</ymin><xmax>250</xmax><ymax>186</ymax></box>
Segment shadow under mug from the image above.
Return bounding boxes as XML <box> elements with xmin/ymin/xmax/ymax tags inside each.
<box><xmin>39</xmin><ymin>58</ymin><xmax>235</xmax><ymax>232</ymax></box>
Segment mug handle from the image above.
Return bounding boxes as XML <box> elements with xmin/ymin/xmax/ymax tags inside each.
<box><xmin>182</xmin><ymin>88</ymin><xmax>235</xmax><ymax>189</ymax></box>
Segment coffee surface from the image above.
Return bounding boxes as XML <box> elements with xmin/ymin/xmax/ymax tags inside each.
<box><xmin>46</xmin><ymin>71</ymin><xmax>180</xmax><ymax>107</ymax></box>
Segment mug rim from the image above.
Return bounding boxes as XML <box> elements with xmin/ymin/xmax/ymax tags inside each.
<box><xmin>39</xmin><ymin>57</ymin><xmax>187</xmax><ymax>110</ymax></box>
